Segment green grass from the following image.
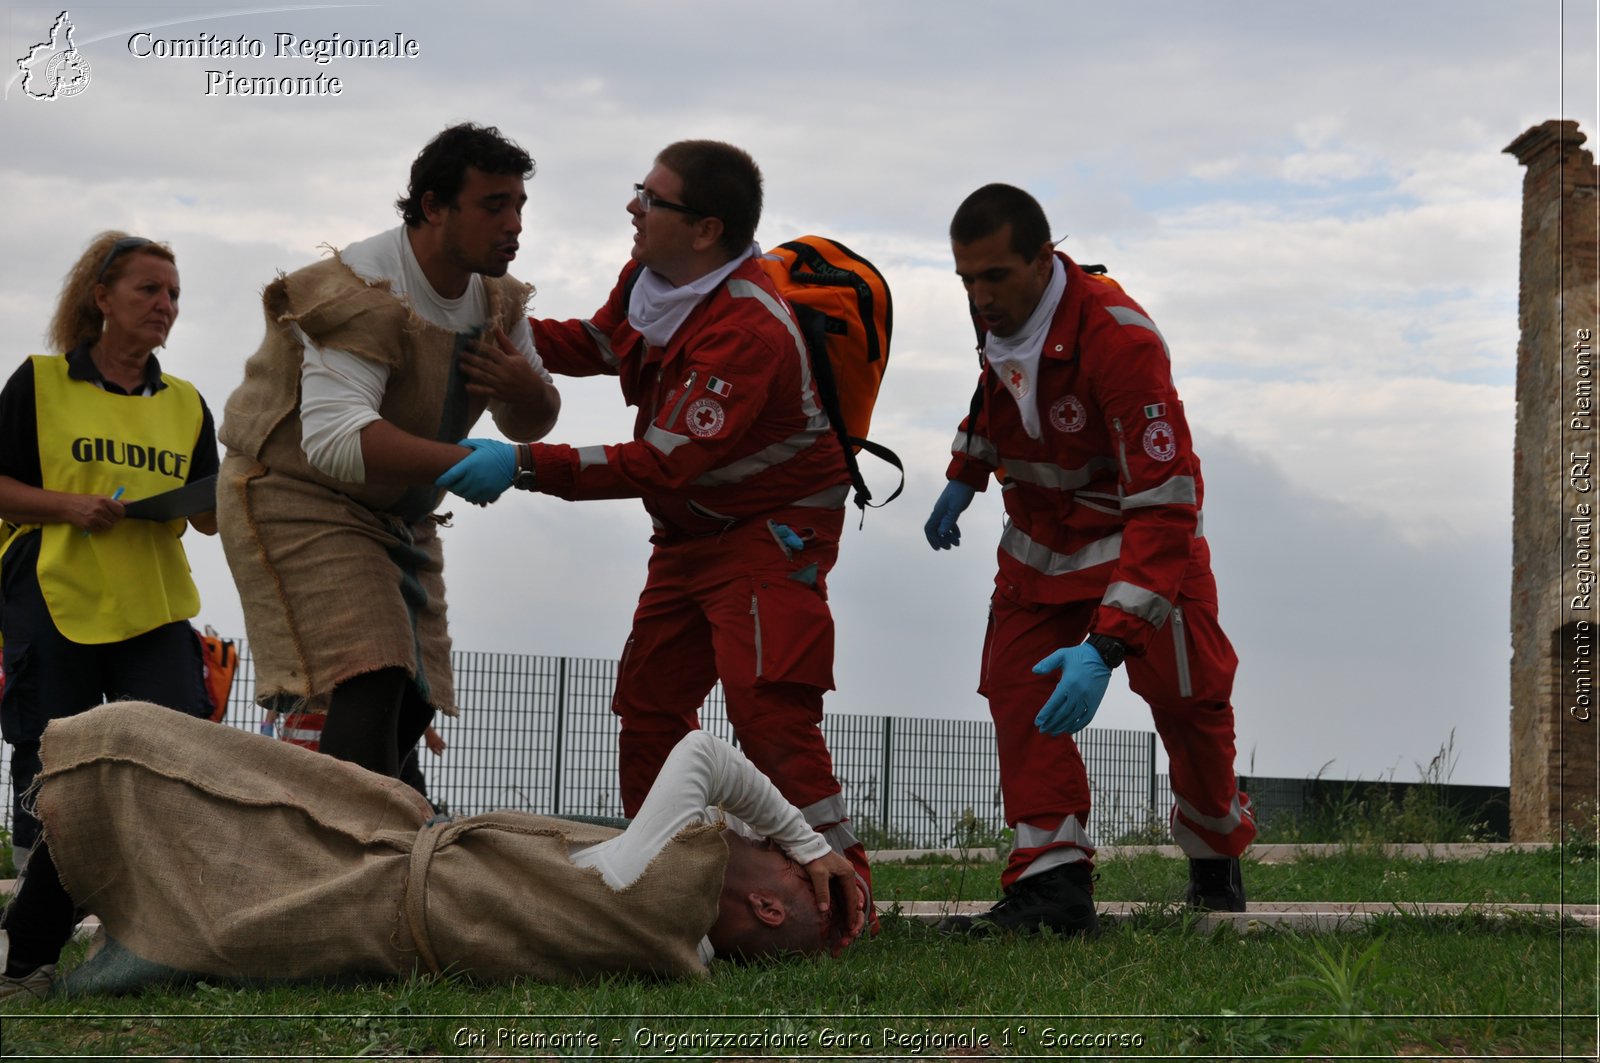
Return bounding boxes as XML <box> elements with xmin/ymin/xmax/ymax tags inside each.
<box><xmin>4</xmin><ymin>850</ymin><xmax>1595</xmax><ymax>1060</ymax></box>
<box><xmin>872</xmin><ymin>847</ymin><xmax>1600</xmax><ymax>907</ymax></box>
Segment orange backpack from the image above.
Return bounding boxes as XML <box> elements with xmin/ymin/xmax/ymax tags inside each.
<box><xmin>757</xmin><ymin>237</ymin><xmax>902</xmax><ymax>512</ymax></box>
<box><xmin>194</xmin><ymin>624</ymin><xmax>239</xmax><ymax>722</ymax></box>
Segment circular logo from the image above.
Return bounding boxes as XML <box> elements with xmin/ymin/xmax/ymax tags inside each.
<box><xmin>1049</xmin><ymin>395</ymin><xmax>1087</xmax><ymax>433</ymax></box>
<box><xmin>1142</xmin><ymin>420</ymin><xmax>1177</xmax><ymax>462</ymax></box>
<box><xmin>45</xmin><ymin>50</ymin><xmax>91</xmax><ymax>98</ymax></box>
<box><xmin>685</xmin><ymin>397</ymin><xmax>726</xmax><ymax>438</ymax></box>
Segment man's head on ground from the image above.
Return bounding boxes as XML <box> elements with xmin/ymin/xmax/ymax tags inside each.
<box><xmin>949</xmin><ymin>182</ymin><xmax>1056</xmax><ymax>339</ymax></box>
<box><xmin>628</xmin><ymin>140</ymin><xmax>762</xmax><ymax>285</ymax></box>
<box><xmin>397</xmin><ymin>123</ymin><xmax>534</xmax><ymax>297</ymax></box>
<box><xmin>708</xmin><ymin>834</ymin><xmax>863</xmax><ymax>961</ymax></box>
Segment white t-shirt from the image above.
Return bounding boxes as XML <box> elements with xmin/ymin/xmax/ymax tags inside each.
<box><xmin>297</xmin><ymin>225</ymin><xmax>551</xmax><ymax>481</ymax></box>
<box><xmin>570</xmin><ymin>730</ymin><xmax>833</xmax><ymax>966</ymax></box>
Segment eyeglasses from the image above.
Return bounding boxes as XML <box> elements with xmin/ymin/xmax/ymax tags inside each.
<box><xmin>633</xmin><ymin>183</ymin><xmax>703</xmax><ymax>218</ymax></box>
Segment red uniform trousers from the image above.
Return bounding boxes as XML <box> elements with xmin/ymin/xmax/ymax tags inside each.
<box><xmin>609</xmin><ymin>509</ymin><xmax>873</xmax><ymax>899</ymax></box>
<box><xmin>981</xmin><ymin>566</ymin><xmax>1255</xmax><ymax>887</ymax></box>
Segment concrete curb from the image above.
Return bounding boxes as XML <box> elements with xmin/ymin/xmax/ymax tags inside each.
<box><xmin>867</xmin><ymin>841</ymin><xmax>1562</xmax><ymax>864</ymax></box>
<box><xmin>887</xmin><ymin>899</ymin><xmax>1599</xmax><ymax>931</ymax></box>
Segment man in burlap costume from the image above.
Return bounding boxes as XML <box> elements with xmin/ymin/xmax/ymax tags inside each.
<box><xmin>218</xmin><ymin>123</ymin><xmax>560</xmax><ymax>775</ymax></box>
<box><xmin>0</xmin><ymin>702</ymin><xmax>863</xmax><ymax>997</ymax></box>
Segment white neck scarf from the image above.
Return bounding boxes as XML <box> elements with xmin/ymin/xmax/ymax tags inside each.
<box><xmin>628</xmin><ymin>244</ymin><xmax>757</xmax><ymax>348</ymax></box>
<box><xmin>983</xmin><ymin>257</ymin><xmax>1067</xmax><ymax>440</ymax></box>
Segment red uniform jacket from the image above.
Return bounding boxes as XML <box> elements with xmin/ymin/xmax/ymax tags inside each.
<box><xmin>946</xmin><ymin>253</ymin><xmax>1212</xmax><ymax>655</ymax></box>
<box><xmin>531</xmin><ymin>258</ymin><xmax>850</xmax><ymax>539</ymax></box>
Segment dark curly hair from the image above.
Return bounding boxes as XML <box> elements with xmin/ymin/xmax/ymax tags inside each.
<box><xmin>395</xmin><ymin>123</ymin><xmax>535</xmax><ymax>227</ymax></box>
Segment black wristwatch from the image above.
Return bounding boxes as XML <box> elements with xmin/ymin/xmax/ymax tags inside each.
<box><xmin>1085</xmin><ymin>633</ymin><xmax>1128</xmax><ymax>670</ymax></box>
<box><xmin>513</xmin><ymin>443</ymin><xmax>538</xmax><ymax>491</ymax></box>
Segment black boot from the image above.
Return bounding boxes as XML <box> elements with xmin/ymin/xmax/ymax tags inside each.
<box><xmin>1186</xmin><ymin>857</ymin><xmax>1246</xmax><ymax>912</ymax></box>
<box><xmin>938</xmin><ymin>862</ymin><xmax>1100</xmax><ymax>938</ymax></box>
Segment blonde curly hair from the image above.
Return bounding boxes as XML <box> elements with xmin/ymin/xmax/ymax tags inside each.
<box><xmin>46</xmin><ymin>231</ymin><xmax>177</xmax><ymax>353</ymax></box>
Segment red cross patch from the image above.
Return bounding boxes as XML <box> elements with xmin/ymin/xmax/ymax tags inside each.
<box><xmin>1142</xmin><ymin>420</ymin><xmax>1177</xmax><ymax>462</ymax></box>
<box><xmin>1049</xmin><ymin>395</ymin><xmax>1087</xmax><ymax>433</ymax></box>
<box><xmin>686</xmin><ymin>397</ymin><xmax>726</xmax><ymax>438</ymax></box>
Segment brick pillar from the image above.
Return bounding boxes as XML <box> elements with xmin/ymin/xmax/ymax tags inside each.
<box><xmin>1504</xmin><ymin>120</ymin><xmax>1599</xmax><ymax>840</ymax></box>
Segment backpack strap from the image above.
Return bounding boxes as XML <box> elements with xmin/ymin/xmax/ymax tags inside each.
<box><xmin>626</xmin><ymin>254</ymin><xmax>904</xmax><ymax>515</ymax></box>
<box><xmin>961</xmin><ymin>302</ymin><xmax>987</xmax><ymax>472</ymax></box>
<box><xmin>794</xmin><ymin>305</ymin><xmax>904</xmax><ymax>513</ymax></box>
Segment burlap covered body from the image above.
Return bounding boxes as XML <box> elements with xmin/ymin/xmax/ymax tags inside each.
<box><xmin>217</xmin><ymin>253</ymin><xmax>530</xmax><ymax>713</ymax></box>
<box><xmin>35</xmin><ymin>703</ymin><xmax>726</xmax><ymax>983</ymax></box>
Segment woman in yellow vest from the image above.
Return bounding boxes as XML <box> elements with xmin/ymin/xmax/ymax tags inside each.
<box><xmin>0</xmin><ymin>232</ymin><xmax>219</xmax><ymax>995</ymax></box>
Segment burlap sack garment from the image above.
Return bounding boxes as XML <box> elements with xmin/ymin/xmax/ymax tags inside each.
<box><xmin>218</xmin><ymin>252</ymin><xmax>531</xmax><ymax>714</ymax></box>
<box><xmin>35</xmin><ymin>702</ymin><xmax>727</xmax><ymax>983</ymax></box>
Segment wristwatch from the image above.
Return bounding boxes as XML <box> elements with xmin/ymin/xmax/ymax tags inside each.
<box><xmin>1085</xmin><ymin>633</ymin><xmax>1128</xmax><ymax>670</ymax></box>
<box><xmin>513</xmin><ymin>443</ymin><xmax>538</xmax><ymax>492</ymax></box>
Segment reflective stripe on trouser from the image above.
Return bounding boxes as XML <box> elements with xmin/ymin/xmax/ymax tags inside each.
<box><xmin>799</xmin><ymin>794</ymin><xmax>876</xmax><ymax>930</ymax></box>
<box><xmin>981</xmin><ymin>571</ymin><xmax>1253</xmax><ymax>885</ymax></box>
<box><xmin>1010</xmin><ymin>816</ymin><xmax>1096</xmax><ymax>885</ymax></box>
<box><xmin>980</xmin><ymin>592</ymin><xmax>1100</xmax><ymax>888</ymax></box>
<box><xmin>1124</xmin><ymin>569</ymin><xmax>1256</xmax><ymax>860</ymax></box>
<box><xmin>608</xmin><ymin>510</ymin><xmax>872</xmax><ymax>901</ymax></box>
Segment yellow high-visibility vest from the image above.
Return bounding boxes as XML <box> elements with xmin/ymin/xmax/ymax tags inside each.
<box><xmin>25</xmin><ymin>354</ymin><xmax>203</xmax><ymax>644</ymax></box>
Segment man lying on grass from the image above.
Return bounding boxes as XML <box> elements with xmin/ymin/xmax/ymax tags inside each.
<box><xmin>0</xmin><ymin>702</ymin><xmax>866</xmax><ymax>1000</ymax></box>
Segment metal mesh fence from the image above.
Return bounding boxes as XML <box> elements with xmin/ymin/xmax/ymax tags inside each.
<box><xmin>0</xmin><ymin>639</ymin><xmax>1160</xmax><ymax>850</ymax></box>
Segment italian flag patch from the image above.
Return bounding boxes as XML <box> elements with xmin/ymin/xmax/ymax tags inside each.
<box><xmin>1143</xmin><ymin>402</ymin><xmax>1166</xmax><ymax>419</ymax></box>
<box><xmin>706</xmin><ymin>376</ymin><xmax>733</xmax><ymax>397</ymax></box>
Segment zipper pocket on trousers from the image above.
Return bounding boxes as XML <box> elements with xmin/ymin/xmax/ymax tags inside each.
<box><xmin>750</xmin><ymin>592</ymin><xmax>764</xmax><ymax>678</ymax></box>
<box><xmin>1171</xmin><ymin>605</ymin><xmax>1193</xmax><ymax>699</ymax></box>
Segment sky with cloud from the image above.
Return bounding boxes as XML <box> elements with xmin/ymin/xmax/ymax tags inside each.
<box><xmin>1</xmin><ymin>0</ymin><xmax>1592</xmax><ymax>786</ymax></box>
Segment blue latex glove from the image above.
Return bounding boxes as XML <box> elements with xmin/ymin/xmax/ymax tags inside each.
<box><xmin>436</xmin><ymin>438</ymin><xmax>517</xmax><ymax>504</ymax></box>
<box><xmin>772</xmin><ymin>523</ymin><xmax>806</xmax><ymax>552</ymax></box>
<box><xmin>258</xmin><ymin>720</ymin><xmax>275</xmax><ymax>737</ymax></box>
<box><xmin>1032</xmin><ymin>644</ymin><xmax>1112</xmax><ymax>736</ymax></box>
<box><xmin>924</xmin><ymin>481</ymin><xmax>976</xmax><ymax>550</ymax></box>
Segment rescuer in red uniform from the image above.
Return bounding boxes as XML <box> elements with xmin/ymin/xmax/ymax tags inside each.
<box><xmin>925</xmin><ymin>184</ymin><xmax>1254</xmax><ymax>936</ymax></box>
<box><xmin>438</xmin><ymin>141</ymin><xmax>870</xmax><ymax>904</ymax></box>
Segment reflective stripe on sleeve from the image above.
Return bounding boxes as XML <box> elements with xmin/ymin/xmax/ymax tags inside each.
<box><xmin>581</xmin><ymin>320</ymin><xmax>619</xmax><ymax>368</ymax></box>
<box><xmin>1105</xmin><ymin>305</ymin><xmax>1171</xmax><ymax>359</ymax></box>
<box><xmin>1122</xmin><ymin>475</ymin><xmax>1196</xmax><ymax>509</ymax></box>
<box><xmin>643</xmin><ymin>423</ymin><xmax>691</xmax><ymax>456</ymax></box>
<box><xmin>1100</xmin><ymin>580</ymin><xmax>1173</xmax><ymax>627</ymax></box>
<box><xmin>951</xmin><ymin>428</ymin><xmax>1000</xmax><ymax>464</ymax></box>
<box><xmin>576</xmin><ymin>445</ymin><xmax>609</xmax><ymax>470</ymax></box>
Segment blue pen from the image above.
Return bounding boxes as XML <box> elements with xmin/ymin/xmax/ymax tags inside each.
<box><xmin>86</xmin><ymin>486</ymin><xmax>124</xmax><ymax>537</ymax></box>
